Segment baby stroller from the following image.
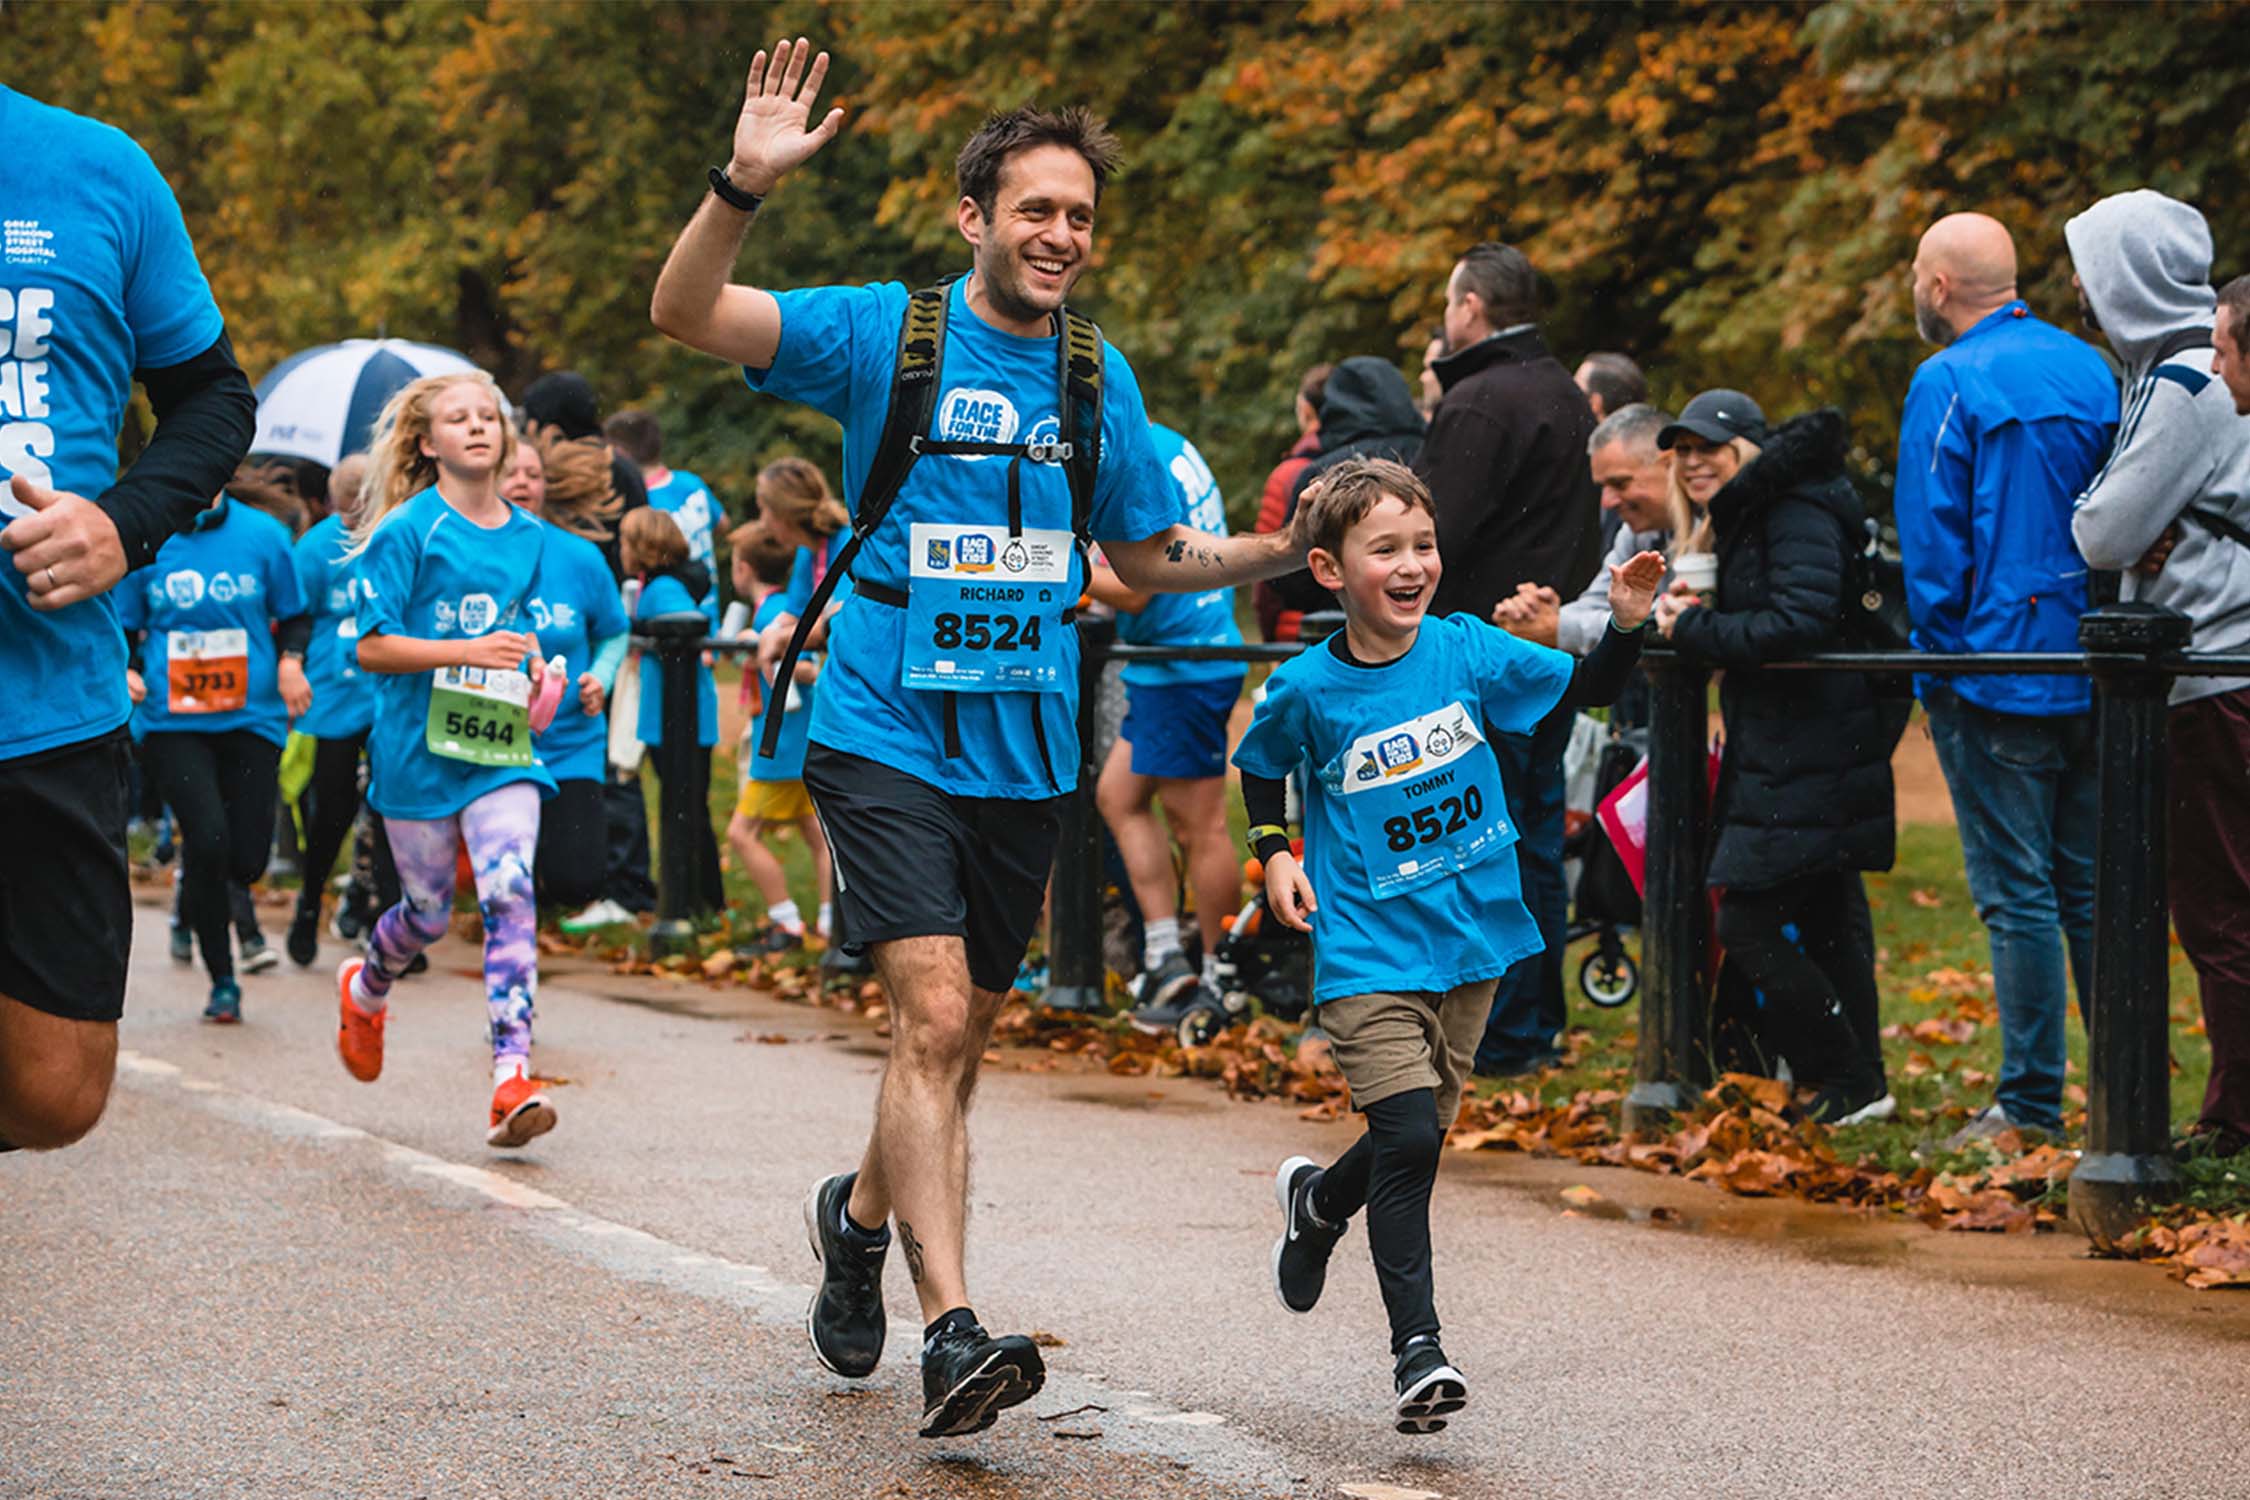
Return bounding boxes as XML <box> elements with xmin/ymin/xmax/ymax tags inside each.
<box><xmin>1197</xmin><ymin>846</ymin><xmax>1314</xmax><ymax>1043</ymax></box>
<box><xmin>1565</xmin><ymin>717</ymin><xmax>1644</xmax><ymax>1009</ymax></box>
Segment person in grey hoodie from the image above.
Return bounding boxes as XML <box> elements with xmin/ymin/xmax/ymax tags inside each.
<box><xmin>2067</xmin><ymin>189</ymin><xmax>2250</xmax><ymax>1157</ymax></box>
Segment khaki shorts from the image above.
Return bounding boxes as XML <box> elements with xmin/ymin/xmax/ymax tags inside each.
<box><xmin>1314</xmin><ymin>978</ymin><xmax>1498</xmax><ymax>1126</ymax></box>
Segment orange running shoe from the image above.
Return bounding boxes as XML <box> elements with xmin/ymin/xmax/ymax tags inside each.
<box><xmin>486</xmin><ymin>1073</ymin><xmax>556</xmax><ymax>1149</ymax></box>
<box><xmin>336</xmin><ymin>957</ymin><xmax>385</xmax><ymax>1083</ymax></box>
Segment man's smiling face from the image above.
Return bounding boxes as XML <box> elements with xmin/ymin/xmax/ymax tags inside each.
<box><xmin>962</xmin><ymin>143</ymin><xmax>1096</xmax><ymax>329</ymax></box>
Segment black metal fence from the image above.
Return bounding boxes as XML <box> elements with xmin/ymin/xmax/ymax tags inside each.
<box><xmin>638</xmin><ymin>601</ymin><xmax>2250</xmax><ymax>1246</ymax></box>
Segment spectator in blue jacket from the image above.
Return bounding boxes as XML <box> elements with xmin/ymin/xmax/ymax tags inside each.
<box><xmin>1894</xmin><ymin>212</ymin><xmax>2119</xmax><ymax>1138</ymax></box>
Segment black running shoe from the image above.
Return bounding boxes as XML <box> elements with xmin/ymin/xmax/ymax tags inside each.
<box><xmin>919</xmin><ymin>1322</ymin><xmax>1045</xmax><ymax>1438</ymax></box>
<box><xmin>1272</xmin><ymin>1155</ymin><xmax>1348</xmax><ymax>1313</ymax></box>
<box><xmin>1130</xmin><ymin>951</ymin><xmax>1199</xmax><ymax>1020</ymax></box>
<box><xmin>287</xmin><ymin>897</ymin><xmax>321</xmax><ymax>968</ymax></box>
<box><xmin>1393</xmin><ymin>1336</ymin><xmax>1468</xmax><ymax>1435</ymax></box>
<box><xmin>803</xmin><ymin>1172</ymin><xmax>888</xmax><ymax>1378</ymax></box>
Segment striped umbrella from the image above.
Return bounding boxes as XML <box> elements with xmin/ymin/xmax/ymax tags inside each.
<box><xmin>251</xmin><ymin>338</ymin><xmax>487</xmax><ymax>468</ymax></box>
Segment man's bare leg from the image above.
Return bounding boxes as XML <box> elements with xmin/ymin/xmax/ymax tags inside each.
<box><xmin>0</xmin><ymin>992</ymin><xmax>117</xmax><ymax>1150</ymax></box>
<box><xmin>846</xmin><ymin>933</ymin><xmax>1013</xmax><ymax>1322</ymax></box>
<box><xmin>1158</xmin><ymin>774</ymin><xmax>1240</xmax><ymax>957</ymax></box>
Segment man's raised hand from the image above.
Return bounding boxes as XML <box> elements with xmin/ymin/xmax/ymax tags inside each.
<box><xmin>729</xmin><ymin>38</ymin><xmax>845</xmax><ymax>197</ymax></box>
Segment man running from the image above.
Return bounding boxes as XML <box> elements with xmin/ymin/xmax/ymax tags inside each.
<box><xmin>652</xmin><ymin>39</ymin><xmax>1307</xmax><ymax>1437</ymax></box>
<box><xmin>0</xmin><ymin>87</ymin><xmax>256</xmax><ymax>1150</ymax></box>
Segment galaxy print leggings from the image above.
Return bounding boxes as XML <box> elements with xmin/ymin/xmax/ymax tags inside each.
<box><xmin>361</xmin><ymin>781</ymin><xmax>542</xmax><ymax>1069</ymax></box>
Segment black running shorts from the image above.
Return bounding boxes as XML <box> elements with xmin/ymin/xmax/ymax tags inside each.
<box><xmin>0</xmin><ymin>731</ymin><xmax>133</xmax><ymax>1023</ymax></box>
<box><xmin>804</xmin><ymin>743</ymin><xmax>1062</xmax><ymax>995</ymax></box>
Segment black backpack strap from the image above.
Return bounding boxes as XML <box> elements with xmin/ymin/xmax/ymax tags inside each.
<box><xmin>757</xmin><ymin>282</ymin><xmax>951</xmax><ymax>761</ymax></box>
<box><xmin>1059</xmin><ymin>307</ymin><xmax>1104</xmax><ymax>553</ymax></box>
<box><xmin>2186</xmin><ymin>505</ymin><xmax>2250</xmax><ymax>552</ymax></box>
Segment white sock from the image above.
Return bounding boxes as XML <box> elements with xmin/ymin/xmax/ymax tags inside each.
<box><xmin>1142</xmin><ymin>917</ymin><xmax>1181</xmax><ymax>970</ymax></box>
<box><xmin>1202</xmin><ymin>950</ymin><xmax>1222</xmax><ymax>987</ymax></box>
<box><xmin>769</xmin><ymin>899</ymin><xmax>804</xmax><ymax>934</ymax></box>
<box><xmin>349</xmin><ymin>966</ymin><xmax>386</xmax><ymax>1016</ymax></box>
<box><xmin>817</xmin><ymin>901</ymin><xmax>834</xmax><ymax>938</ymax></box>
<box><xmin>493</xmin><ymin>1056</ymin><xmax>528</xmax><ymax>1087</ymax></box>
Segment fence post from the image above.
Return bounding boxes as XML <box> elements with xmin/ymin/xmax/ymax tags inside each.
<box><xmin>2071</xmin><ymin>602</ymin><xmax>2190</xmax><ymax>1248</ymax></box>
<box><xmin>642</xmin><ymin>612</ymin><xmax>711</xmax><ymax>959</ymax></box>
<box><xmin>1624</xmin><ymin>640</ymin><xmax>1713</xmax><ymax>1132</ymax></box>
<box><xmin>1041</xmin><ymin>614</ymin><xmax>1115</xmax><ymax>1014</ymax></box>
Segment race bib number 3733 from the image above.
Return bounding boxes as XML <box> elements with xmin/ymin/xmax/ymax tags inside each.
<box><xmin>166</xmin><ymin>628</ymin><xmax>250</xmax><ymax>714</ymax></box>
<box><xmin>901</xmin><ymin>523</ymin><xmax>1071</xmax><ymax>694</ymax></box>
<box><xmin>1332</xmin><ymin>699</ymin><xmax>1513</xmax><ymax>901</ymax></box>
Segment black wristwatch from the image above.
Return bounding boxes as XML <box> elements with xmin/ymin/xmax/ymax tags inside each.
<box><xmin>707</xmin><ymin>165</ymin><xmax>765</xmax><ymax>214</ymax></box>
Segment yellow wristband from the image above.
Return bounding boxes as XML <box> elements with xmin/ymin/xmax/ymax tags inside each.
<box><xmin>1247</xmin><ymin>824</ymin><xmax>1289</xmax><ymax>853</ymax></box>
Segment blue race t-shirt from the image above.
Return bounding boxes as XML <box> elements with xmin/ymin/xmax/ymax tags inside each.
<box><xmin>291</xmin><ymin>512</ymin><xmax>374</xmax><ymax>740</ymax></box>
<box><xmin>525</xmin><ymin>519</ymin><xmax>629</xmax><ymax>784</ymax></box>
<box><xmin>634</xmin><ymin>572</ymin><xmax>718</xmax><ymax>749</ymax></box>
<box><xmin>745</xmin><ymin>276</ymin><xmax>1176</xmax><ymax>798</ymax></box>
<box><xmin>1232</xmin><ymin>614</ymin><xmax>1575</xmax><ymax>1004</ymax></box>
<box><xmin>0</xmin><ymin>87</ymin><xmax>226</xmax><ymax>761</ymax></box>
<box><xmin>355</xmin><ymin>485</ymin><xmax>557</xmax><ymax>819</ymax></box>
<box><xmin>645</xmin><ymin>468</ymin><xmax>722</xmax><ymax>628</ymax></box>
<box><xmin>116</xmin><ymin>499</ymin><xmax>305</xmax><ymax>747</ymax></box>
<box><xmin>748</xmin><ymin>592</ymin><xmax>814</xmax><ymax>782</ymax></box>
<box><xmin>1116</xmin><ymin>425</ymin><xmax>1246</xmax><ymax>688</ymax></box>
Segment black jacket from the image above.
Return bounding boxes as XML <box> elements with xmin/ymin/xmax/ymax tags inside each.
<box><xmin>1667</xmin><ymin>410</ymin><xmax>1896</xmax><ymax>890</ymax></box>
<box><xmin>1269</xmin><ymin>356</ymin><xmax>1426</xmax><ymax>616</ymax></box>
<box><xmin>1417</xmin><ymin>325</ymin><xmax>1603</xmax><ymax>618</ymax></box>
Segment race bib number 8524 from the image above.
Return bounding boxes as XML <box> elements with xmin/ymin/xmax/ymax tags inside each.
<box><xmin>901</xmin><ymin>522</ymin><xmax>1071</xmax><ymax>693</ymax></box>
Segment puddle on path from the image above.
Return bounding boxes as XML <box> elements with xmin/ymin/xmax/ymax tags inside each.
<box><xmin>1450</xmin><ymin>1149</ymin><xmax>2250</xmax><ymax>1337</ymax></box>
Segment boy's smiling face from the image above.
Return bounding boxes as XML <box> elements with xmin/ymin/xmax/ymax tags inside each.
<box><xmin>1309</xmin><ymin>493</ymin><xmax>1442</xmax><ymax>648</ymax></box>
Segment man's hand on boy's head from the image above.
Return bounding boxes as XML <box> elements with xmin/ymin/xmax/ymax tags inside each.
<box><xmin>1606</xmin><ymin>549</ymin><xmax>1668</xmax><ymax>631</ymax></box>
<box><xmin>1264</xmin><ymin>850</ymin><xmax>1318</xmax><ymax>933</ymax></box>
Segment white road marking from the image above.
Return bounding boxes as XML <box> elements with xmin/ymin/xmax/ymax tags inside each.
<box><xmin>113</xmin><ymin>1048</ymin><xmax>1277</xmax><ymax>1490</ymax></box>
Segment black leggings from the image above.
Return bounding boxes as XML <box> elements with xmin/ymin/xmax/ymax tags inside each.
<box><xmin>648</xmin><ymin>751</ymin><xmax>724</xmax><ymax>913</ymax></box>
<box><xmin>142</xmin><ymin>730</ymin><xmax>282</xmax><ymax>984</ymax></box>
<box><xmin>1714</xmin><ymin>871</ymin><xmax>1885</xmax><ymax>1094</ymax></box>
<box><xmin>1311</xmin><ymin>1089</ymin><xmax>1446</xmax><ymax>1356</ymax></box>
<box><xmin>536</xmin><ymin>778</ymin><xmax>609</xmax><ymax>908</ymax></box>
<box><xmin>295</xmin><ymin>731</ymin><xmax>367</xmax><ymax>906</ymax></box>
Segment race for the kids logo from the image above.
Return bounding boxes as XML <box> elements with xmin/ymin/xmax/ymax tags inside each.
<box><xmin>457</xmin><ymin>593</ymin><xmax>498</xmax><ymax>634</ymax></box>
<box><xmin>1341</xmin><ymin>701</ymin><xmax>1482</xmax><ymax>793</ymax></box>
<box><xmin>937</xmin><ymin>387</ymin><xmax>1018</xmax><ymax>462</ymax></box>
<box><xmin>952</xmin><ymin>534</ymin><xmax>996</xmax><ymax>574</ymax></box>
<box><xmin>1</xmin><ymin>284</ymin><xmax>57</xmax><ymax>499</ymax></box>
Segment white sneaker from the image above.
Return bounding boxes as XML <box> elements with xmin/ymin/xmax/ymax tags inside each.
<box><xmin>559</xmin><ymin>898</ymin><xmax>635</xmax><ymax>934</ymax></box>
<box><xmin>1835</xmin><ymin>1091</ymin><xmax>1897</xmax><ymax>1126</ymax></box>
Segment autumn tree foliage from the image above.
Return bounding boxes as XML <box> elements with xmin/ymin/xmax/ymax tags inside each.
<box><xmin>8</xmin><ymin>0</ymin><xmax>2247</xmax><ymax>517</ymax></box>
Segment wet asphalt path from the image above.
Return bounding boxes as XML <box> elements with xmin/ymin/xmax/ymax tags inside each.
<box><xmin>5</xmin><ymin>906</ymin><xmax>2247</xmax><ymax>1500</ymax></box>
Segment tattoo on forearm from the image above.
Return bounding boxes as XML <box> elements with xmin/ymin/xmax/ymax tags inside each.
<box><xmin>1161</xmin><ymin>537</ymin><xmax>1222</xmax><ymax>570</ymax></box>
<box><xmin>898</xmin><ymin>1219</ymin><xmax>926</xmax><ymax>1284</ymax></box>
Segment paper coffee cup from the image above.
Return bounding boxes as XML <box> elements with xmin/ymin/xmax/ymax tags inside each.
<box><xmin>1673</xmin><ymin>552</ymin><xmax>1718</xmax><ymax>604</ymax></box>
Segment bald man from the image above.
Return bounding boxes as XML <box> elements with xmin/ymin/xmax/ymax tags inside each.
<box><xmin>1894</xmin><ymin>211</ymin><xmax>2119</xmax><ymax>1142</ymax></box>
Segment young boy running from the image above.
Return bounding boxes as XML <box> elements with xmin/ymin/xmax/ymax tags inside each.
<box><xmin>1232</xmin><ymin>457</ymin><xmax>1661</xmax><ymax>1432</ymax></box>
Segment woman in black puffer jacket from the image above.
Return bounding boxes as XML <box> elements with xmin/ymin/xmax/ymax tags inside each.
<box><xmin>1654</xmin><ymin>406</ymin><xmax>1895</xmax><ymax>1121</ymax></box>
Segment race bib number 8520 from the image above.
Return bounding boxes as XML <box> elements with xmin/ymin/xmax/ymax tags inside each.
<box><xmin>1334</xmin><ymin>699</ymin><xmax>1513</xmax><ymax>900</ymax></box>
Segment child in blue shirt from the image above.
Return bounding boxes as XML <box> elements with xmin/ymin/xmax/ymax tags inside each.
<box><xmin>728</xmin><ymin>522</ymin><xmax>834</xmax><ymax>950</ymax></box>
<box><xmin>1233</xmin><ymin>457</ymin><xmax>1662</xmax><ymax>1434</ymax></box>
